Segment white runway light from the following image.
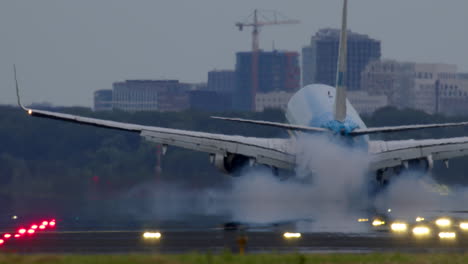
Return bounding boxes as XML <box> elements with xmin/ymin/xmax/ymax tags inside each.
<box><xmin>390</xmin><ymin>222</ymin><xmax>408</xmax><ymax>232</ymax></box>
<box><xmin>435</xmin><ymin>218</ymin><xmax>451</xmax><ymax>228</ymax></box>
<box><xmin>412</xmin><ymin>226</ymin><xmax>430</xmax><ymax>236</ymax></box>
<box><xmin>372</xmin><ymin>219</ymin><xmax>385</xmax><ymax>227</ymax></box>
<box><xmin>459</xmin><ymin>222</ymin><xmax>468</xmax><ymax>230</ymax></box>
<box><xmin>143</xmin><ymin>232</ymin><xmax>162</xmax><ymax>239</ymax></box>
<box><xmin>283</xmin><ymin>232</ymin><xmax>301</xmax><ymax>239</ymax></box>
<box><xmin>439</xmin><ymin>232</ymin><xmax>456</xmax><ymax>239</ymax></box>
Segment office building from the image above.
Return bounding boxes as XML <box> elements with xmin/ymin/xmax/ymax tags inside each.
<box><xmin>255</xmin><ymin>91</ymin><xmax>294</xmax><ymax>112</ymax></box>
<box><xmin>93</xmin><ymin>89</ymin><xmax>113</xmax><ymax>111</ymax></box>
<box><xmin>112</xmin><ymin>80</ymin><xmax>189</xmax><ymax>112</ymax></box>
<box><xmin>361</xmin><ymin>60</ymin><xmax>415</xmax><ymax>109</ymax></box>
<box><xmin>437</xmin><ymin>75</ymin><xmax>468</xmax><ymax>115</ymax></box>
<box><xmin>362</xmin><ymin>60</ymin><xmax>460</xmax><ymax>114</ymax></box>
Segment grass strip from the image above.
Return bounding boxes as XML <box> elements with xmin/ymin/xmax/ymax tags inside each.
<box><xmin>0</xmin><ymin>252</ymin><xmax>468</xmax><ymax>264</ymax></box>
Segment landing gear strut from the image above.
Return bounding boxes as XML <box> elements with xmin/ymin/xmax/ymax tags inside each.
<box><xmin>376</xmin><ymin>169</ymin><xmax>389</xmax><ymax>186</ymax></box>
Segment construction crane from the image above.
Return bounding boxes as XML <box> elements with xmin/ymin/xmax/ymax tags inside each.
<box><xmin>236</xmin><ymin>9</ymin><xmax>300</xmax><ymax>110</ymax></box>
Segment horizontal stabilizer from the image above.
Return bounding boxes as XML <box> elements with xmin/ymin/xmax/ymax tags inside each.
<box><xmin>213</xmin><ymin>116</ymin><xmax>468</xmax><ymax>136</ymax></box>
<box><xmin>349</xmin><ymin>122</ymin><xmax>468</xmax><ymax>136</ymax></box>
<box><xmin>211</xmin><ymin>116</ymin><xmax>329</xmax><ymax>133</ymax></box>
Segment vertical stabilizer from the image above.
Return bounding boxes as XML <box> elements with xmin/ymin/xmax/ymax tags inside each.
<box><xmin>333</xmin><ymin>0</ymin><xmax>348</xmax><ymax>122</ymax></box>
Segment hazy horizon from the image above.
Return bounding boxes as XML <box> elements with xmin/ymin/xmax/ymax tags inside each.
<box><xmin>1</xmin><ymin>0</ymin><xmax>467</xmax><ymax>107</ymax></box>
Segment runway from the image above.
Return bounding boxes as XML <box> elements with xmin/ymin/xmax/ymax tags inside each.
<box><xmin>2</xmin><ymin>229</ymin><xmax>468</xmax><ymax>254</ymax></box>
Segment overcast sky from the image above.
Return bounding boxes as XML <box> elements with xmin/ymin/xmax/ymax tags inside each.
<box><xmin>1</xmin><ymin>0</ymin><xmax>467</xmax><ymax>107</ymax></box>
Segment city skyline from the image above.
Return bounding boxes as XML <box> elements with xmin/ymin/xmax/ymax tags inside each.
<box><xmin>1</xmin><ymin>0</ymin><xmax>467</xmax><ymax>107</ymax></box>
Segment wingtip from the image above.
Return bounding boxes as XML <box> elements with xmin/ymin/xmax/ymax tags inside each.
<box><xmin>14</xmin><ymin>64</ymin><xmax>28</xmax><ymax>111</ymax></box>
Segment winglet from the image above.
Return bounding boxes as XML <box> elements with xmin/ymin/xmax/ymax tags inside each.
<box><xmin>14</xmin><ymin>65</ymin><xmax>30</xmax><ymax>112</ymax></box>
<box><xmin>333</xmin><ymin>0</ymin><xmax>348</xmax><ymax>122</ymax></box>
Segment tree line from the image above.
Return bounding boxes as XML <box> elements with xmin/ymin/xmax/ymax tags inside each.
<box><xmin>1</xmin><ymin>105</ymin><xmax>468</xmax><ymax>215</ymax></box>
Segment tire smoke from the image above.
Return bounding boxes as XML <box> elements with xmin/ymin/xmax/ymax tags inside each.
<box><xmin>213</xmin><ymin>134</ymin><xmax>373</xmax><ymax>232</ymax></box>
<box><xmin>373</xmin><ymin>171</ymin><xmax>468</xmax><ymax>220</ymax></box>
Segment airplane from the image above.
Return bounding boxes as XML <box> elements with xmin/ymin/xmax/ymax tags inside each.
<box><xmin>14</xmin><ymin>0</ymin><xmax>468</xmax><ymax>193</ymax></box>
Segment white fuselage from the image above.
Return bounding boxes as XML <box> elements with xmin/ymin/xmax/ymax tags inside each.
<box><xmin>285</xmin><ymin>84</ymin><xmax>369</xmax><ymax>146</ymax></box>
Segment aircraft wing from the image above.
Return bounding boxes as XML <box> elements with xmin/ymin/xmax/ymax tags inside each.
<box><xmin>13</xmin><ymin>67</ymin><xmax>297</xmax><ymax>171</ymax></box>
<box><xmin>25</xmin><ymin>108</ymin><xmax>296</xmax><ymax>170</ymax></box>
<box><xmin>25</xmin><ymin>108</ymin><xmax>468</xmax><ymax>174</ymax></box>
<box><xmin>369</xmin><ymin>137</ymin><xmax>468</xmax><ymax>171</ymax></box>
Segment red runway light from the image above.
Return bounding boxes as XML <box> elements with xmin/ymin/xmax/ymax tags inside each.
<box><xmin>14</xmin><ymin>234</ymin><xmax>21</xmax><ymax>238</ymax></box>
<box><xmin>0</xmin><ymin>239</ymin><xmax>4</xmax><ymax>245</ymax></box>
<box><xmin>31</xmin><ymin>225</ymin><xmax>38</xmax><ymax>229</ymax></box>
<box><xmin>39</xmin><ymin>225</ymin><xmax>45</xmax><ymax>230</ymax></box>
<box><xmin>42</xmin><ymin>221</ymin><xmax>49</xmax><ymax>226</ymax></box>
<box><xmin>27</xmin><ymin>229</ymin><xmax>35</xmax><ymax>234</ymax></box>
<box><xmin>3</xmin><ymin>234</ymin><xmax>11</xmax><ymax>239</ymax></box>
<box><xmin>18</xmin><ymin>228</ymin><xmax>26</xmax><ymax>234</ymax></box>
<box><xmin>49</xmin><ymin>221</ymin><xmax>56</xmax><ymax>227</ymax></box>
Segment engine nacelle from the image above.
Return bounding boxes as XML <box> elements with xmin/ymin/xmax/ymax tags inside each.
<box><xmin>376</xmin><ymin>156</ymin><xmax>435</xmax><ymax>186</ymax></box>
<box><xmin>212</xmin><ymin>153</ymin><xmax>249</xmax><ymax>175</ymax></box>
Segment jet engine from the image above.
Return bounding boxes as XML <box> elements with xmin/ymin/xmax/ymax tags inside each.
<box><xmin>376</xmin><ymin>156</ymin><xmax>435</xmax><ymax>186</ymax></box>
<box><xmin>211</xmin><ymin>153</ymin><xmax>249</xmax><ymax>175</ymax></box>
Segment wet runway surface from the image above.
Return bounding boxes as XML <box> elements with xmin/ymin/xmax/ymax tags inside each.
<box><xmin>3</xmin><ymin>208</ymin><xmax>468</xmax><ymax>254</ymax></box>
<box><xmin>3</xmin><ymin>229</ymin><xmax>468</xmax><ymax>254</ymax></box>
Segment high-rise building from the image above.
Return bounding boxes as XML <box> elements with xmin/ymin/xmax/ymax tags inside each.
<box><xmin>93</xmin><ymin>89</ymin><xmax>113</xmax><ymax>111</ymax></box>
<box><xmin>234</xmin><ymin>50</ymin><xmax>300</xmax><ymax>111</ymax></box>
<box><xmin>302</xmin><ymin>28</ymin><xmax>381</xmax><ymax>90</ymax></box>
<box><xmin>112</xmin><ymin>80</ymin><xmax>189</xmax><ymax>112</ymax></box>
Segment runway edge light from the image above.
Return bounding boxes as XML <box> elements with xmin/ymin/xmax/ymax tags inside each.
<box><xmin>459</xmin><ymin>222</ymin><xmax>468</xmax><ymax>230</ymax></box>
<box><xmin>372</xmin><ymin>219</ymin><xmax>385</xmax><ymax>227</ymax></box>
<box><xmin>283</xmin><ymin>232</ymin><xmax>301</xmax><ymax>239</ymax></box>
<box><xmin>412</xmin><ymin>226</ymin><xmax>431</xmax><ymax>236</ymax></box>
<box><xmin>143</xmin><ymin>232</ymin><xmax>162</xmax><ymax>239</ymax></box>
<box><xmin>391</xmin><ymin>222</ymin><xmax>408</xmax><ymax>232</ymax></box>
<box><xmin>435</xmin><ymin>218</ymin><xmax>451</xmax><ymax>228</ymax></box>
<box><xmin>439</xmin><ymin>232</ymin><xmax>456</xmax><ymax>239</ymax></box>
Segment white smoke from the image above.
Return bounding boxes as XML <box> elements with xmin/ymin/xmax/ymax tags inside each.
<box><xmin>120</xmin><ymin>182</ymin><xmax>218</xmax><ymax>221</ymax></box>
<box><xmin>210</xmin><ymin>134</ymin><xmax>373</xmax><ymax>232</ymax></box>
<box><xmin>373</xmin><ymin>171</ymin><xmax>468</xmax><ymax>220</ymax></box>
<box><xmin>294</xmin><ymin>134</ymin><xmax>370</xmax><ymax>204</ymax></box>
<box><xmin>119</xmin><ymin>133</ymin><xmax>374</xmax><ymax>232</ymax></box>
<box><xmin>121</xmin><ymin>134</ymin><xmax>468</xmax><ymax>233</ymax></box>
